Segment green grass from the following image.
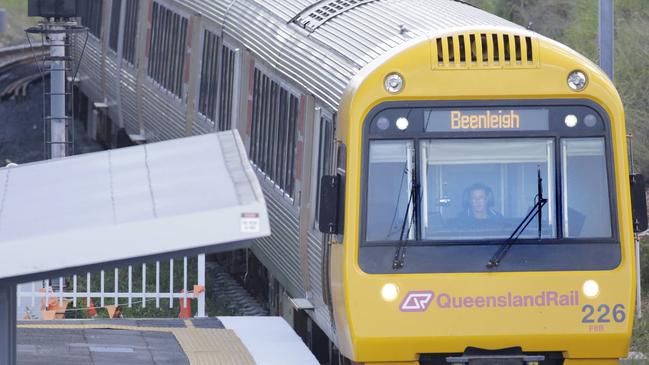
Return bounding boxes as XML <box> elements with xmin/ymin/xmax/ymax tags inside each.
<box><xmin>633</xmin><ymin>300</ymin><xmax>649</xmax><ymax>355</ymax></box>
<box><xmin>632</xmin><ymin>237</ymin><xmax>649</xmax><ymax>355</ymax></box>
<box><xmin>0</xmin><ymin>0</ymin><xmax>38</xmax><ymax>48</ymax></box>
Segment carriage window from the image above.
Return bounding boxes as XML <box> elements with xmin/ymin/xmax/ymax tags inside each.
<box><xmin>218</xmin><ymin>45</ymin><xmax>237</xmax><ymax>131</ymax></box>
<box><xmin>249</xmin><ymin>69</ymin><xmax>299</xmax><ymax>198</ymax></box>
<box><xmin>122</xmin><ymin>0</ymin><xmax>139</xmax><ymax>65</ymax></box>
<box><xmin>561</xmin><ymin>138</ymin><xmax>611</xmax><ymax>238</ymax></box>
<box><xmin>315</xmin><ymin>115</ymin><xmax>334</xmax><ymax>224</ymax></box>
<box><xmin>419</xmin><ymin>139</ymin><xmax>556</xmax><ymax>240</ymax></box>
<box><xmin>199</xmin><ymin>30</ymin><xmax>220</xmax><ymax>123</ymax></box>
<box><xmin>147</xmin><ymin>2</ymin><xmax>188</xmax><ymax>98</ymax></box>
<box><xmin>366</xmin><ymin>140</ymin><xmax>415</xmax><ymax>241</ymax></box>
<box><xmin>109</xmin><ymin>0</ymin><xmax>140</xmax><ymax>59</ymax></box>
<box><xmin>109</xmin><ymin>0</ymin><xmax>122</xmax><ymax>52</ymax></box>
<box><xmin>78</xmin><ymin>0</ymin><xmax>103</xmax><ymax>38</ymax></box>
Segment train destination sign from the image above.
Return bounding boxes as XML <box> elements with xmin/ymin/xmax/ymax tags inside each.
<box><xmin>424</xmin><ymin>108</ymin><xmax>550</xmax><ymax>132</ymax></box>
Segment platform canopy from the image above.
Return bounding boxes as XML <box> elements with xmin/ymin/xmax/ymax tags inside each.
<box><xmin>0</xmin><ymin>130</ymin><xmax>269</xmax><ymax>281</ymax></box>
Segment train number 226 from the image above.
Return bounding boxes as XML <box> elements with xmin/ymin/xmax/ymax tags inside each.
<box><xmin>581</xmin><ymin>304</ymin><xmax>626</xmax><ymax>323</ymax></box>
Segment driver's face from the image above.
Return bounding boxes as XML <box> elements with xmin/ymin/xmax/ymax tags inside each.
<box><xmin>470</xmin><ymin>189</ymin><xmax>487</xmax><ymax>216</ymax></box>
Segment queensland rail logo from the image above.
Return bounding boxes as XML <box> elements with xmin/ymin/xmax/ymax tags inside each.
<box><xmin>400</xmin><ymin>291</ymin><xmax>435</xmax><ymax>312</ymax></box>
<box><xmin>400</xmin><ymin>290</ymin><xmax>580</xmax><ymax>312</ymax></box>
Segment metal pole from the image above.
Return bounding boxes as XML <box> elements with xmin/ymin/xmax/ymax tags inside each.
<box><xmin>197</xmin><ymin>254</ymin><xmax>206</xmax><ymax>317</ymax></box>
<box><xmin>0</xmin><ymin>281</ymin><xmax>17</xmax><ymax>365</ymax></box>
<box><xmin>50</xmin><ymin>27</ymin><xmax>67</xmax><ymax>158</ymax></box>
<box><xmin>598</xmin><ymin>0</ymin><xmax>614</xmax><ymax>80</ymax></box>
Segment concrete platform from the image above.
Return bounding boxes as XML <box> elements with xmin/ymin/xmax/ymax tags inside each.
<box><xmin>16</xmin><ymin>317</ymin><xmax>318</xmax><ymax>365</ymax></box>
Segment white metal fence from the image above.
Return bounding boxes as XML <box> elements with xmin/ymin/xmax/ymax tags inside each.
<box><xmin>17</xmin><ymin>254</ymin><xmax>206</xmax><ymax>320</ymax></box>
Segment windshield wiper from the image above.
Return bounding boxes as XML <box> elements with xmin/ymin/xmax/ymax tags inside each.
<box><xmin>487</xmin><ymin>167</ymin><xmax>548</xmax><ymax>268</ymax></box>
<box><xmin>392</xmin><ymin>169</ymin><xmax>419</xmax><ymax>270</ymax></box>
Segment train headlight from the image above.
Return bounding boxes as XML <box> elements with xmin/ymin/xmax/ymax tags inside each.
<box><xmin>384</xmin><ymin>73</ymin><xmax>404</xmax><ymax>94</ymax></box>
<box><xmin>582</xmin><ymin>280</ymin><xmax>600</xmax><ymax>299</ymax></box>
<box><xmin>584</xmin><ymin>114</ymin><xmax>597</xmax><ymax>127</ymax></box>
<box><xmin>381</xmin><ymin>283</ymin><xmax>399</xmax><ymax>302</ymax></box>
<box><xmin>564</xmin><ymin>114</ymin><xmax>578</xmax><ymax>128</ymax></box>
<box><xmin>396</xmin><ymin>117</ymin><xmax>409</xmax><ymax>130</ymax></box>
<box><xmin>567</xmin><ymin>70</ymin><xmax>588</xmax><ymax>91</ymax></box>
<box><xmin>376</xmin><ymin>117</ymin><xmax>390</xmax><ymax>130</ymax></box>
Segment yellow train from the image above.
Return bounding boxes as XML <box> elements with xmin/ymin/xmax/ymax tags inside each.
<box><xmin>74</xmin><ymin>0</ymin><xmax>648</xmax><ymax>363</ymax></box>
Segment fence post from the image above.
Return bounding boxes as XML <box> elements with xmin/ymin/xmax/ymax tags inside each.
<box><xmin>197</xmin><ymin>254</ymin><xmax>206</xmax><ymax>317</ymax></box>
<box><xmin>16</xmin><ymin>254</ymin><xmax>208</xmax><ymax>319</ymax></box>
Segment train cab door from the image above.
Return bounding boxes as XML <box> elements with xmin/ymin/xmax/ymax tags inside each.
<box><xmin>311</xmin><ymin>107</ymin><xmax>336</xmax><ymax>307</ymax></box>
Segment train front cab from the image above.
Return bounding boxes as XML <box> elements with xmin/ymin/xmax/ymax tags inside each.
<box><xmin>328</xmin><ymin>28</ymin><xmax>637</xmax><ymax>365</ymax></box>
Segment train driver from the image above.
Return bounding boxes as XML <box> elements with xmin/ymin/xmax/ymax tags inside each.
<box><xmin>461</xmin><ymin>183</ymin><xmax>502</xmax><ymax>223</ymax></box>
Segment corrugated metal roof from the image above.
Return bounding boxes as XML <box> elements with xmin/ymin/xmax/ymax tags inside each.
<box><xmin>252</xmin><ymin>0</ymin><xmax>319</xmax><ymax>22</ymax></box>
<box><xmin>310</xmin><ymin>0</ymin><xmax>519</xmax><ymax>67</ymax></box>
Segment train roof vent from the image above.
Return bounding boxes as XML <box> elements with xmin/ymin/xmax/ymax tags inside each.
<box><xmin>431</xmin><ymin>32</ymin><xmax>539</xmax><ymax>70</ymax></box>
<box><xmin>293</xmin><ymin>0</ymin><xmax>380</xmax><ymax>32</ymax></box>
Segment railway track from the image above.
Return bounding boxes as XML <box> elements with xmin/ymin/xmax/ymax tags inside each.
<box><xmin>0</xmin><ymin>44</ymin><xmax>47</xmax><ymax>100</ymax></box>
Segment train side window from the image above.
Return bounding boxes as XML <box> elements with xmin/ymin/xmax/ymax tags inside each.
<box><xmin>218</xmin><ymin>45</ymin><xmax>237</xmax><ymax>131</ymax></box>
<box><xmin>198</xmin><ymin>30</ymin><xmax>220</xmax><ymax>124</ymax></box>
<box><xmin>108</xmin><ymin>0</ymin><xmax>121</xmax><ymax>52</ymax></box>
<box><xmin>147</xmin><ymin>2</ymin><xmax>187</xmax><ymax>98</ymax></box>
<box><xmin>107</xmin><ymin>0</ymin><xmax>138</xmax><ymax>61</ymax></box>
<box><xmin>315</xmin><ymin>114</ymin><xmax>334</xmax><ymax>224</ymax></box>
<box><xmin>77</xmin><ymin>0</ymin><xmax>103</xmax><ymax>39</ymax></box>
<box><xmin>249</xmin><ymin>68</ymin><xmax>299</xmax><ymax>198</ymax></box>
<box><xmin>287</xmin><ymin>94</ymin><xmax>299</xmax><ymax>197</ymax></box>
<box><xmin>121</xmin><ymin>0</ymin><xmax>139</xmax><ymax>65</ymax></box>
<box><xmin>561</xmin><ymin>138</ymin><xmax>612</xmax><ymax>238</ymax></box>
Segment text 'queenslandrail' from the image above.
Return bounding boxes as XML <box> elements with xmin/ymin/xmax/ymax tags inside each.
<box><xmin>400</xmin><ymin>290</ymin><xmax>579</xmax><ymax>312</ymax></box>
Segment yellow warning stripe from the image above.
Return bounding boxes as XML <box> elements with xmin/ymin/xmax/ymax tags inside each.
<box><xmin>17</xmin><ymin>323</ymin><xmax>256</xmax><ymax>365</ymax></box>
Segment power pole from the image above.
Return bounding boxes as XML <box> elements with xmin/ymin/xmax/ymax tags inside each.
<box><xmin>598</xmin><ymin>0</ymin><xmax>614</xmax><ymax>80</ymax></box>
<box><xmin>49</xmin><ymin>26</ymin><xmax>67</xmax><ymax>158</ymax></box>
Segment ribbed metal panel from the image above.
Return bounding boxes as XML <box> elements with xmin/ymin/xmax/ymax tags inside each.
<box><xmin>78</xmin><ymin>37</ymin><xmax>103</xmax><ymax>103</ymax></box>
<box><xmin>104</xmin><ymin>55</ymin><xmax>119</xmax><ymax>107</ymax></box>
<box><xmin>311</xmin><ymin>0</ymin><xmax>519</xmax><ymax>67</ymax></box>
<box><xmin>253</xmin><ymin>0</ymin><xmax>318</xmax><ymax>22</ymax></box>
<box><xmin>294</xmin><ymin>0</ymin><xmax>380</xmax><ymax>32</ymax></box>
<box><xmin>193</xmin><ymin>116</ymin><xmax>214</xmax><ymax>136</ymax></box>
<box><xmin>119</xmin><ymin>66</ymin><xmax>138</xmax><ymax>134</ymax></box>
<box><xmin>306</xmin><ymin>231</ymin><xmax>334</xmax><ymax>339</ymax></box>
<box><xmin>187</xmin><ymin>0</ymin><xmax>227</xmax><ymax>25</ymax></box>
<box><xmin>252</xmin><ymin>175</ymin><xmax>305</xmax><ymax>297</ymax></box>
<box><xmin>138</xmin><ymin>76</ymin><xmax>186</xmax><ymax>141</ymax></box>
<box><xmin>175</xmin><ymin>0</ymin><xmax>522</xmax><ymax>111</ymax></box>
<box><xmin>79</xmin><ymin>0</ymin><xmax>525</xmax><ymax>129</ymax></box>
<box><xmin>223</xmin><ymin>1</ymin><xmax>354</xmax><ymax>110</ymax></box>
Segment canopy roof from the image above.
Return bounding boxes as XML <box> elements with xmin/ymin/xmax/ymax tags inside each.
<box><xmin>0</xmin><ymin>131</ymin><xmax>269</xmax><ymax>281</ymax></box>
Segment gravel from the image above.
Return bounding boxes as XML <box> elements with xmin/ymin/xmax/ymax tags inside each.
<box><xmin>0</xmin><ymin>63</ymin><xmax>102</xmax><ymax>165</ymax></box>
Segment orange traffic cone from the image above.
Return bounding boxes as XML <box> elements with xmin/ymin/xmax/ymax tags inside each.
<box><xmin>39</xmin><ymin>287</ymin><xmax>58</xmax><ymax>311</ymax></box>
<box><xmin>178</xmin><ymin>290</ymin><xmax>192</xmax><ymax>318</ymax></box>
<box><xmin>193</xmin><ymin>284</ymin><xmax>205</xmax><ymax>294</ymax></box>
<box><xmin>87</xmin><ymin>298</ymin><xmax>97</xmax><ymax>318</ymax></box>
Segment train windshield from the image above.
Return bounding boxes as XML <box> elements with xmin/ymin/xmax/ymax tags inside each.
<box><xmin>365</xmin><ymin>137</ymin><xmax>612</xmax><ymax>242</ymax></box>
<box><xmin>419</xmin><ymin>138</ymin><xmax>555</xmax><ymax>240</ymax></box>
